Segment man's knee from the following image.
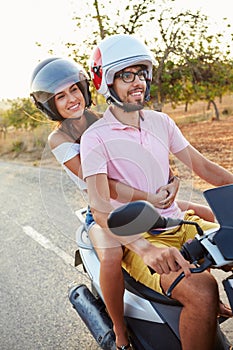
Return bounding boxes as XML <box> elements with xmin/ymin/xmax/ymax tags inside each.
<box><xmin>163</xmin><ymin>270</ymin><xmax>219</xmax><ymax>306</ymax></box>
<box><xmin>192</xmin><ymin>273</ymin><xmax>219</xmax><ymax>306</ymax></box>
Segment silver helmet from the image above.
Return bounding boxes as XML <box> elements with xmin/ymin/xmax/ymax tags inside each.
<box><xmin>30</xmin><ymin>58</ymin><xmax>92</xmax><ymax>121</ymax></box>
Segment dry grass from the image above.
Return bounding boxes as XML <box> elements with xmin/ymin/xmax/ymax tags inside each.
<box><xmin>0</xmin><ymin>124</ymin><xmax>54</xmax><ymax>166</ymax></box>
<box><xmin>163</xmin><ymin>94</ymin><xmax>233</xmax><ymax>123</ymax></box>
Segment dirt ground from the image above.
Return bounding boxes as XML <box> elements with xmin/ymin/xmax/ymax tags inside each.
<box><xmin>178</xmin><ymin>115</ymin><xmax>233</xmax><ymax>191</ymax></box>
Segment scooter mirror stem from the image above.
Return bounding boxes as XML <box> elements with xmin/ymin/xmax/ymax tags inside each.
<box><xmin>182</xmin><ymin>220</ymin><xmax>204</xmax><ymax>236</ymax></box>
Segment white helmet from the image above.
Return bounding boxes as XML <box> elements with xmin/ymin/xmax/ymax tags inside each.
<box><xmin>90</xmin><ymin>34</ymin><xmax>155</xmax><ymax>111</ymax></box>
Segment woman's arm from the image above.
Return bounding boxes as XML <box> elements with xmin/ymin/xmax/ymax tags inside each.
<box><xmin>49</xmin><ymin>132</ymin><xmax>177</xmax><ymax>208</ymax></box>
<box><xmin>64</xmin><ymin>154</ymin><xmax>176</xmax><ymax>208</ymax></box>
<box><xmin>108</xmin><ymin>178</ymin><xmax>170</xmax><ymax>208</ymax></box>
<box><xmin>64</xmin><ymin>154</ymin><xmax>83</xmax><ymax>178</ymax></box>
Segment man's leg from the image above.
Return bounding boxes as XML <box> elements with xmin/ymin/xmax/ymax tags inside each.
<box><xmin>161</xmin><ymin>269</ymin><xmax>219</xmax><ymax>350</ymax></box>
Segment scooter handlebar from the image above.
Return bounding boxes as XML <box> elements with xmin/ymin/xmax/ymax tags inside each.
<box><xmin>107</xmin><ymin>200</ymin><xmax>233</xmax><ymax>299</ymax></box>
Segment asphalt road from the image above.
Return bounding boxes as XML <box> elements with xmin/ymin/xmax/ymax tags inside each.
<box><xmin>0</xmin><ymin>160</ymin><xmax>232</xmax><ymax>349</ymax></box>
<box><xmin>0</xmin><ymin>160</ymin><xmax>100</xmax><ymax>350</ymax></box>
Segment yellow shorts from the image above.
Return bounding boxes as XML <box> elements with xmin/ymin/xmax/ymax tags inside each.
<box><xmin>122</xmin><ymin>210</ymin><xmax>218</xmax><ymax>294</ymax></box>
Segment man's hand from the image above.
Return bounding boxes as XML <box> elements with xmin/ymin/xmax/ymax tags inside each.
<box><xmin>127</xmin><ymin>237</ymin><xmax>191</xmax><ymax>278</ymax></box>
<box><xmin>142</xmin><ymin>245</ymin><xmax>191</xmax><ymax>278</ymax></box>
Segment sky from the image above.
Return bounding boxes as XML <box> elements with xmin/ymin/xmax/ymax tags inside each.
<box><xmin>1</xmin><ymin>0</ymin><xmax>233</xmax><ymax>101</ymax></box>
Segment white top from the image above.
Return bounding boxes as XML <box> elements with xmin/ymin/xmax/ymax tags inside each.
<box><xmin>52</xmin><ymin>142</ymin><xmax>87</xmax><ymax>191</ymax></box>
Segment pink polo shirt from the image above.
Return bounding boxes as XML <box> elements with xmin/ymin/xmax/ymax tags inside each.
<box><xmin>80</xmin><ymin>107</ymin><xmax>189</xmax><ymax>218</ymax></box>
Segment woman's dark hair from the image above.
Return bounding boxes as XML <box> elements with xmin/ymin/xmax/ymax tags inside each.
<box><xmin>47</xmin><ymin>81</ymin><xmax>93</xmax><ymax>122</ymax></box>
<box><xmin>85</xmin><ymin>109</ymin><xmax>101</xmax><ymax>128</ymax></box>
<box><xmin>58</xmin><ymin>109</ymin><xmax>102</xmax><ymax>144</ymax></box>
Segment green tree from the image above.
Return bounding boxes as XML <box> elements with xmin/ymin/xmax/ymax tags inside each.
<box><xmin>5</xmin><ymin>98</ymin><xmax>46</xmax><ymax>129</ymax></box>
<box><xmin>37</xmin><ymin>0</ymin><xmax>233</xmax><ymax>119</ymax></box>
<box><xmin>0</xmin><ymin>109</ymin><xmax>11</xmax><ymax>139</ymax></box>
<box><xmin>150</xmin><ymin>8</ymin><xmax>231</xmax><ymax>110</ymax></box>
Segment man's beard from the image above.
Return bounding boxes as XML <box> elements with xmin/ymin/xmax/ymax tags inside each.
<box><xmin>115</xmin><ymin>100</ymin><xmax>145</xmax><ymax>112</ymax></box>
<box><xmin>108</xmin><ymin>87</ymin><xmax>145</xmax><ymax>112</ymax></box>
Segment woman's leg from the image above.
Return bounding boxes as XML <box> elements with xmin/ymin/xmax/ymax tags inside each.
<box><xmin>89</xmin><ymin>224</ymin><xmax>132</xmax><ymax>348</ymax></box>
<box><xmin>177</xmin><ymin>199</ymin><xmax>215</xmax><ymax>222</ymax></box>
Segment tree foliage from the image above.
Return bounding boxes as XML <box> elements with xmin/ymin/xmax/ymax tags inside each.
<box><xmin>68</xmin><ymin>0</ymin><xmax>233</xmax><ymax>118</ymax></box>
<box><xmin>3</xmin><ymin>0</ymin><xmax>233</xmax><ymax>128</ymax></box>
<box><xmin>2</xmin><ymin>98</ymin><xmax>47</xmax><ymax>130</ymax></box>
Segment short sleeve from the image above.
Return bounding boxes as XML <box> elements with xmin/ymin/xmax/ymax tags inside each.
<box><xmin>52</xmin><ymin>142</ymin><xmax>80</xmax><ymax>165</ymax></box>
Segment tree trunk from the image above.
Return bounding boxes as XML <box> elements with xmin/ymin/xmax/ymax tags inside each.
<box><xmin>208</xmin><ymin>100</ymin><xmax>220</xmax><ymax>121</ymax></box>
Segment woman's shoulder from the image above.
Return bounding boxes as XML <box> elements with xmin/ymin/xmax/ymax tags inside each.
<box><xmin>48</xmin><ymin>128</ymin><xmax>72</xmax><ymax>149</ymax></box>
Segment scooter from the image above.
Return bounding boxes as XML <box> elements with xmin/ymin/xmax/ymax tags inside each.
<box><xmin>68</xmin><ymin>184</ymin><xmax>233</xmax><ymax>350</ymax></box>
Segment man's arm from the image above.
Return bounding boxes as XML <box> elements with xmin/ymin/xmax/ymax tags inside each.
<box><xmin>86</xmin><ymin>173</ymin><xmax>192</xmax><ymax>277</ymax></box>
<box><xmin>175</xmin><ymin>144</ymin><xmax>233</xmax><ymax>186</ymax></box>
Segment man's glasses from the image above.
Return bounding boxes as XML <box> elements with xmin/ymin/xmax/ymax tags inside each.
<box><xmin>115</xmin><ymin>69</ymin><xmax>148</xmax><ymax>83</ymax></box>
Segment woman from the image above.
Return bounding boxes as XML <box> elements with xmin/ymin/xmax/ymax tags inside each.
<box><xmin>31</xmin><ymin>57</ymin><xmax>224</xmax><ymax>349</ymax></box>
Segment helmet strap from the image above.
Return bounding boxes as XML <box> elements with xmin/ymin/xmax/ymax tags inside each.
<box><xmin>77</xmin><ymin>81</ymin><xmax>92</xmax><ymax>108</ymax></box>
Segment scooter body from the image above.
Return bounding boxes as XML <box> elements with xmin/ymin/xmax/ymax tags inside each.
<box><xmin>69</xmin><ymin>185</ymin><xmax>233</xmax><ymax>350</ymax></box>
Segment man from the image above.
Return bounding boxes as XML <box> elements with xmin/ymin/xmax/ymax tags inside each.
<box><xmin>80</xmin><ymin>34</ymin><xmax>233</xmax><ymax>349</ymax></box>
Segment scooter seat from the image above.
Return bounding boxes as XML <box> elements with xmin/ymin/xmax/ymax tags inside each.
<box><xmin>123</xmin><ymin>269</ymin><xmax>182</xmax><ymax>306</ymax></box>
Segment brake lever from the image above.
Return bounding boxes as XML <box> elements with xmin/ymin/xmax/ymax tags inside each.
<box><xmin>165</xmin><ymin>256</ymin><xmax>213</xmax><ymax>298</ymax></box>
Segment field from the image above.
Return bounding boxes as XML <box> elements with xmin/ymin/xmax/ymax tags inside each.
<box><xmin>164</xmin><ymin>96</ymin><xmax>233</xmax><ymax>191</ymax></box>
<box><xmin>0</xmin><ymin>95</ymin><xmax>233</xmax><ymax>192</ymax></box>
<box><xmin>179</xmin><ymin>115</ymin><xmax>233</xmax><ymax>190</ymax></box>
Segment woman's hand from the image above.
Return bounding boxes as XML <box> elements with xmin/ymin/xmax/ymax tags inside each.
<box><xmin>148</xmin><ymin>188</ymin><xmax>170</xmax><ymax>209</ymax></box>
<box><xmin>149</xmin><ymin>176</ymin><xmax>180</xmax><ymax>209</ymax></box>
